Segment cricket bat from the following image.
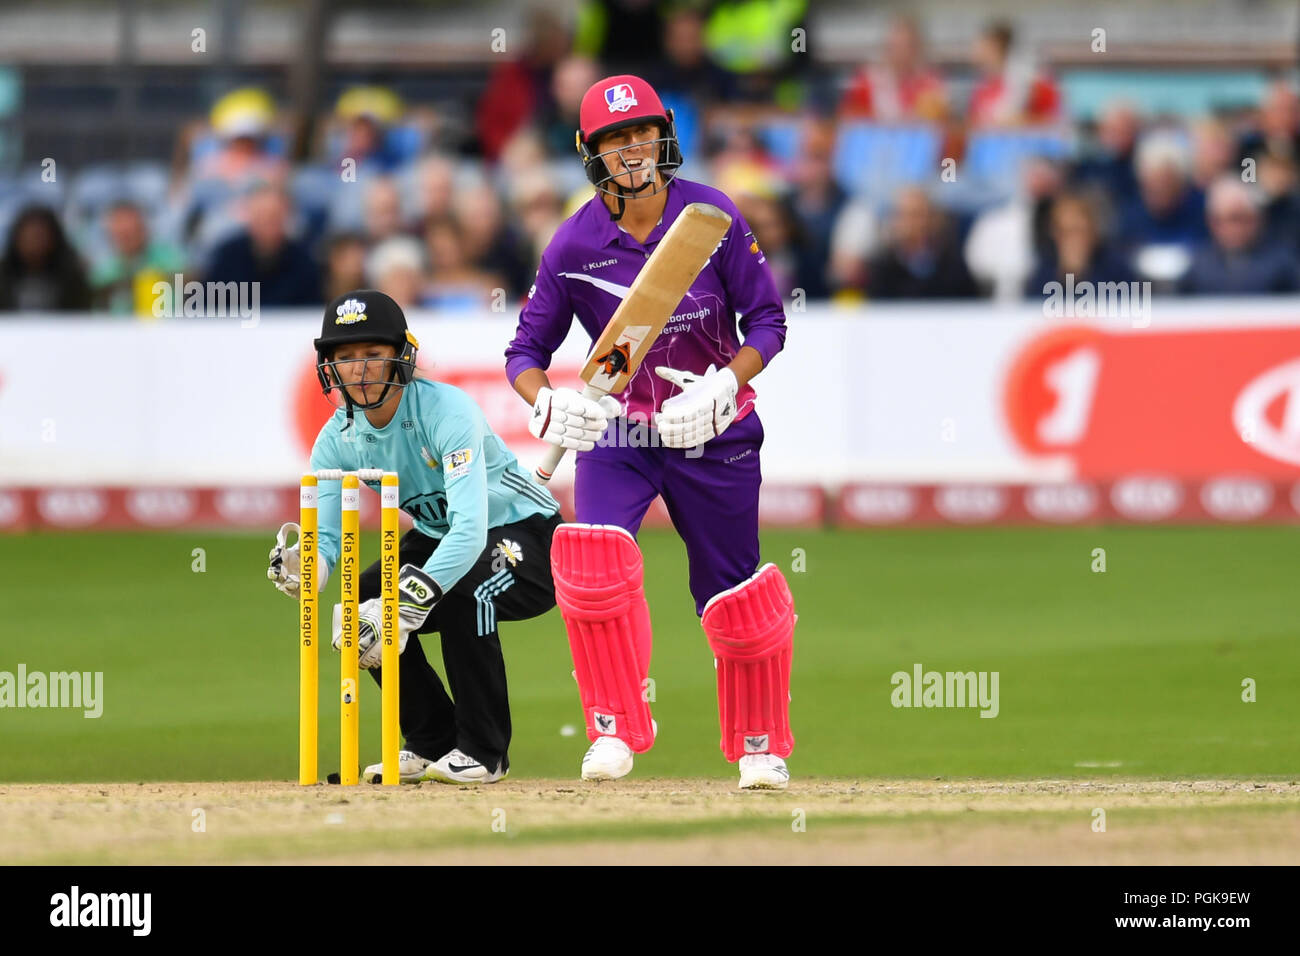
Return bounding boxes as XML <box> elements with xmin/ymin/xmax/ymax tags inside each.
<box><xmin>533</xmin><ymin>201</ymin><xmax>733</xmax><ymax>484</ymax></box>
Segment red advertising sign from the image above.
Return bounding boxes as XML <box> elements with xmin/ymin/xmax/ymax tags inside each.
<box><xmin>1003</xmin><ymin>326</ymin><xmax>1300</xmax><ymax>479</ymax></box>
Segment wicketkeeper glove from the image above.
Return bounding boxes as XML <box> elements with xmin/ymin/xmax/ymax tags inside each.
<box><xmin>653</xmin><ymin>365</ymin><xmax>739</xmax><ymax>448</ymax></box>
<box><xmin>331</xmin><ymin>564</ymin><xmax>443</xmax><ymax>670</ymax></box>
<box><xmin>268</xmin><ymin>522</ymin><xmax>323</xmax><ymax>599</ymax></box>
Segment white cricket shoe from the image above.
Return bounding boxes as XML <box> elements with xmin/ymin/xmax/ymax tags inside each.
<box><xmin>739</xmin><ymin>754</ymin><xmax>790</xmax><ymax>790</ymax></box>
<box><xmin>362</xmin><ymin>749</ymin><xmax>434</xmax><ymax>784</ymax></box>
<box><xmin>420</xmin><ymin>748</ymin><xmax>507</xmax><ymax>785</ymax></box>
<box><xmin>581</xmin><ymin>735</ymin><xmax>634</xmax><ymax>781</ymax></box>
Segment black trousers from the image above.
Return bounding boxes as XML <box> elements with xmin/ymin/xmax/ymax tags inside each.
<box><xmin>359</xmin><ymin>511</ymin><xmax>562</xmax><ymax>774</ymax></box>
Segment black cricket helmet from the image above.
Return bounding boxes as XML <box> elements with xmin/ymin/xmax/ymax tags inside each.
<box><xmin>314</xmin><ymin>289</ymin><xmax>419</xmax><ymax>414</ymax></box>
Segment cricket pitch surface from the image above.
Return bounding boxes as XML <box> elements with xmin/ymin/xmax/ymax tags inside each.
<box><xmin>5</xmin><ymin>779</ymin><xmax>1297</xmax><ymax>865</ymax></box>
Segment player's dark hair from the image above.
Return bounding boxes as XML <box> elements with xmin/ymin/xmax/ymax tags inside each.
<box><xmin>983</xmin><ymin>20</ymin><xmax>1014</xmax><ymax>56</ymax></box>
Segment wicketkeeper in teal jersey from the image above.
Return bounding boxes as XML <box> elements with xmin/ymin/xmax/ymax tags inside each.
<box><xmin>267</xmin><ymin>290</ymin><xmax>571</xmax><ymax>784</ymax></box>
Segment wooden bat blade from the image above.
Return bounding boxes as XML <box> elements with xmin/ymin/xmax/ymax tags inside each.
<box><xmin>580</xmin><ymin>201</ymin><xmax>732</xmax><ymax>394</ymax></box>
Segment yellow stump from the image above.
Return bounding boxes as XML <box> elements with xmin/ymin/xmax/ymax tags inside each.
<box><xmin>339</xmin><ymin>474</ymin><xmax>361</xmax><ymax>785</ymax></box>
<box><xmin>381</xmin><ymin>473</ymin><xmax>401</xmax><ymax>785</ymax></box>
<box><xmin>299</xmin><ymin>476</ymin><xmax>319</xmax><ymax>786</ymax></box>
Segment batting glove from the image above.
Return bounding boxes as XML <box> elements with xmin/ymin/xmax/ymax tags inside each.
<box><xmin>529</xmin><ymin>386</ymin><xmax>620</xmax><ymax>452</ymax></box>
<box><xmin>653</xmin><ymin>365</ymin><xmax>739</xmax><ymax>448</ymax></box>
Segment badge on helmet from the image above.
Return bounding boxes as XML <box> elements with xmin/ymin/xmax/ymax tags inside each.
<box><xmin>576</xmin><ymin>74</ymin><xmax>683</xmax><ymax>208</ymax></box>
<box><xmin>313</xmin><ymin>289</ymin><xmax>419</xmax><ymax>416</ymax></box>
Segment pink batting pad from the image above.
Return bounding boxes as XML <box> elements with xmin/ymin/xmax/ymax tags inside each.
<box><xmin>701</xmin><ymin>563</ymin><xmax>795</xmax><ymax>762</ymax></box>
<box><xmin>551</xmin><ymin>524</ymin><xmax>656</xmax><ymax>753</ymax></box>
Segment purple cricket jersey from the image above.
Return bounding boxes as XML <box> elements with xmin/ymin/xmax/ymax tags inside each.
<box><xmin>506</xmin><ymin>177</ymin><xmax>789</xmax><ymax>611</ymax></box>
<box><xmin>504</xmin><ymin>177</ymin><xmax>787</xmax><ymax>423</ymax></box>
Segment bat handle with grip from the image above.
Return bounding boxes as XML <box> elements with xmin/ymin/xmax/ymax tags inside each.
<box><xmin>532</xmin><ymin>384</ymin><xmax>608</xmax><ymax>486</ymax></box>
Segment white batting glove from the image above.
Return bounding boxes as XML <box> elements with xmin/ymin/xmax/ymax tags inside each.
<box><xmin>529</xmin><ymin>386</ymin><xmax>621</xmax><ymax>452</ymax></box>
<box><xmin>331</xmin><ymin>565</ymin><xmax>444</xmax><ymax>670</ymax></box>
<box><xmin>267</xmin><ymin>522</ymin><xmax>301</xmax><ymax>599</ymax></box>
<box><xmin>653</xmin><ymin>365</ymin><xmax>739</xmax><ymax>448</ymax></box>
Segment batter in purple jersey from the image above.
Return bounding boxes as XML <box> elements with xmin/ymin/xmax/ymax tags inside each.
<box><xmin>505</xmin><ymin>74</ymin><xmax>796</xmax><ymax>790</ymax></box>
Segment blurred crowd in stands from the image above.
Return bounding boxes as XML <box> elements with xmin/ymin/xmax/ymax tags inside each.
<box><xmin>3</xmin><ymin>2</ymin><xmax>1300</xmax><ymax>316</ymax></box>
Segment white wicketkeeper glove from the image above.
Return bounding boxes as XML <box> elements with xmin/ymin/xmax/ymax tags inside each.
<box><xmin>331</xmin><ymin>565</ymin><xmax>443</xmax><ymax>670</ymax></box>
<box><xmin>529</xmin><ymin>386</ymin><xmax>621</xmax><ymax>452</ymax></box>
<box><xmin>268</xmin><ymin>522</ymin><xmax>308</xmax><ymax>599</ymax></box>
<box><xmin>653</xmin><ymin>365</ymin><xmax>739</xmax><ymax>448</ymax></box>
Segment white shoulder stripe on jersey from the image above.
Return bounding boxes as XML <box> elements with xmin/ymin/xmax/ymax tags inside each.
<box><xmin>558</xmin><ymin>272</ymin><xmax>632</xmax><ymax>300</ymax></box>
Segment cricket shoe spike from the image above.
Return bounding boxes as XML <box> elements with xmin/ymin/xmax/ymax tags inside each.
<box><xmin>362</xmin><ymin>749</ymin><xmax>433</xmax><ymax>784</ymax></box>
<box><xmin>738</xmin><ymin>754</ymin><xmax>790</xmax><ymax>790</ymax></box>
<box><xmin>420</xmin><ymin>748</ymin><xmax>507</xmax><ymax>785</ymax></box>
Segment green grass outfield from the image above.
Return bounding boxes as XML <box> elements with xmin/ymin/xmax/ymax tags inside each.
<box><xmin>2</xmin><ymin>526</ymin><xmax>1296</xmax><ymax>783</ymax></box>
